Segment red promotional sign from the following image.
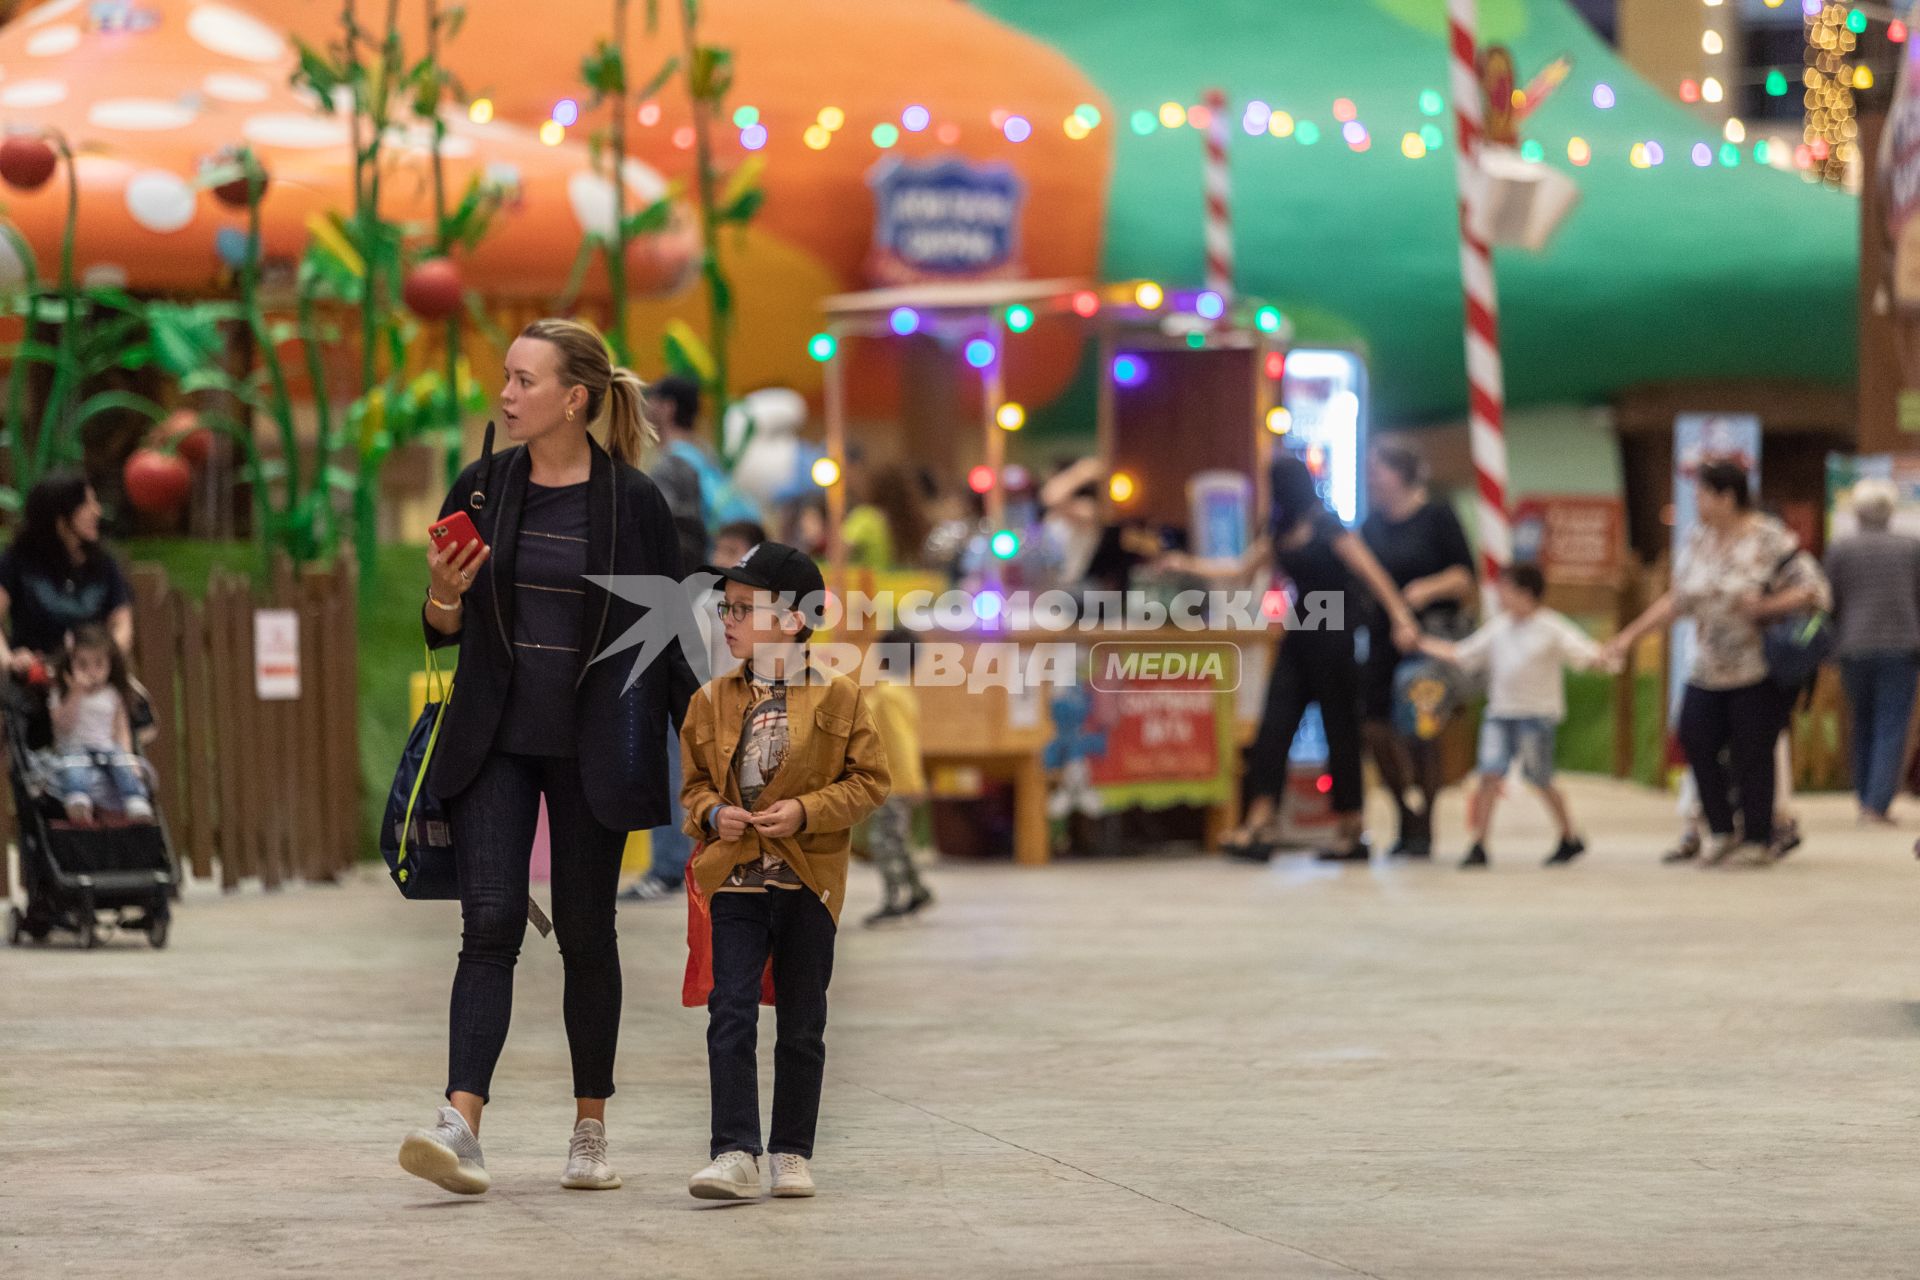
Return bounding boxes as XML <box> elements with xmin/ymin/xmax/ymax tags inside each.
<box><xmin>1511</xmin><ymin>494</ymin><xmax>1625</xmax><ymax>587</ymax></box>
<box><xmin>1086</xmin><ymin>679</ymin><xmax>1219</xmax><ymax>786</ymax></box>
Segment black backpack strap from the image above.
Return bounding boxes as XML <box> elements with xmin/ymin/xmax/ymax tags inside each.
<box><xmin>468</xmin><ymin>420</ymin><xmax>496</xmax><ymax>512</ymax></box>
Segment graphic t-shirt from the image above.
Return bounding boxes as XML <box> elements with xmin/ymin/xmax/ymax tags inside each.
<box><xmin>719</xmin><ymin>674</ymin><xmax>803</xmax><ymax>892</ymax></box>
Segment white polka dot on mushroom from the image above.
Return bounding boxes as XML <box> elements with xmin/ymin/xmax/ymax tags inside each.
<box><xmin>21</xmin><ymin>0</ymin><xmax>84</xmax><ymax>28</ymax></box>
<box><xmin>90</xmin><ymin>99</ymin><xmax>199</xmax><ymax>132</ymax></box>
<box><xmin>202</xmin><ymin>73</ymin><xmax>272</xmax><ymax>104</ymax></box>
<box><xmin>382</xmin><ymin>124</ymin><xmax>475</xmax><ymax>159</ymax></box>
<box><xmin>241</xmin><ymin>113</ymin><xmax>350</xmax><ymax>150</ymax></box>
<box><xmin>82</xmin><ymin>264</ymin><xmax>129</xmax><ymax>288</ymax></box>
<box><xmin>621</xmin><ymin>159</ymin><xmax>669</xmax><ymax>203</ymax></box>
<box><xmin>125</xmin><ymin>171</ymin><xmax>198</xmax><ymax>234</ymax></box>
<box><xmin>186</xmin><ymin>3</ymin><xmax>286</xmax><ymax>64</ymax></box>
<box><xmin>26</xmin><ymin>25</ymin><xmax>82</xmax><ymax>57</ymax></box>
<box><xmin>568</xmin><ymin>173</ymin><xmax>618</xmax><ymax>238</ymax></box>
<box><xmin>1</xmin><ymin>80</ymin><xmax>69</xmax><ymax>110</ymax></box>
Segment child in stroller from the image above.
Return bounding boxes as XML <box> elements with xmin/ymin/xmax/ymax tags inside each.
<box><xmin>46</xmin><ymin>624</ymin><xmax>152</xmax><ymax>825</ymax></box>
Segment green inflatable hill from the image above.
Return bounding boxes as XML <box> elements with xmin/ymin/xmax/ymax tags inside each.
<box><xmin>977</xmin><ymin>0</ymin><xmax>1858</xmax><ymax>422</ymax></box>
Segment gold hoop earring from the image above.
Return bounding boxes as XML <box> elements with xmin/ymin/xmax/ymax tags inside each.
<box><xmin>566</xmin><ymin>410</ymin><xmax>575</xmax><ymax>421</ymax></box>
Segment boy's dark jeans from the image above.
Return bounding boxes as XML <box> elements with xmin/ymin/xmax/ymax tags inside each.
<box><xmin>708</xmin><ymin>888</ymin><xmax>836</xmax><ymax>1159</ymax></box>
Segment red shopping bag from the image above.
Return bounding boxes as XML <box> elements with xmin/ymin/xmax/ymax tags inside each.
<box><xmin>682</xmin><ymin>847</ymin><xmax>775</xmax><ymax>1009</ymax></box>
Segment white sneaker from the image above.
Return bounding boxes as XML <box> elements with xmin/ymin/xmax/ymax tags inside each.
<box><xmin>689</xmin><ymin>1149</ymin><xmax>761</xmax><ymax>1200</ymax></box>
<box><xmin>399</xmin><ymin>1105</ymin><xmax>490</xmax><ymax>1195</ymax></box>
<box><xmin>560</xmin><ymin>1117</ymin><xmax>622</xmax><ymax>1190</ymax></box>
<box><xmin>770</xmin><ymin>1151</ymin><xmax>816</xmax><ymax>1198</ymax></box>
<box><xmin>1699</xmin><ymin>834</ymin><xmax>1741</xmax><ymax>867</ymax></box>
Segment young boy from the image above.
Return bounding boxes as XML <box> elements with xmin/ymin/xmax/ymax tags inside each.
<box><xmin>1418</xmin><ymin>563</ymin><xmax>1607</xmax><ymax>870</ymax></box>
<box><xmin>679</xmin><ymin>541</ymin><xmax>890</xmax><ymax>1200</ymax></box>
<box><xmin>864</xmin><ymin>629</ymin><xmax>932</xmax><ymax>926</ymax></box>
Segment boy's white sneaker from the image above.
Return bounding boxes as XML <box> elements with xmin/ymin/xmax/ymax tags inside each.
<box><xmin>689</xmin><ymin>1149</ymin><xmax>761</xmax><ymax>1200</ymax></box>
<box><xmin>770</xmin><ymin>1152</ymin><xmax>816</xmax><ymax>1198</ymax></box>
<box><xmin>560</xmin><ymin>1117</ymin><xmax>622</xmax><ymax>1190</ymax></box>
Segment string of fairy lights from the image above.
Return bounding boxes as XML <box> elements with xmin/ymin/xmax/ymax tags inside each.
<box><xmin>1803</xmin><ymin>1</ymin><xmax>1864</xmax><ymax>187</ymax></box>
<box><xmin>454</xmin><ymin>1</ymin><xmax>1908</xmax><ymax>184</ymax></box>
<box><xmin>462</xmin><ymin>87</ymin><xmax>1800</xmax><ymax>177</ymax></box>
<box><xmin>1691</xmin><ymin>0</ymin><xmax>1906</xmax><ymax>188</ymax></box>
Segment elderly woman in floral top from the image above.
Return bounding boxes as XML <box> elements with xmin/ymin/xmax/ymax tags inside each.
<box><xmin>1606</xmin><ymin>460</ymin><xmax>1830</xmax><ymax>867</ymax></box>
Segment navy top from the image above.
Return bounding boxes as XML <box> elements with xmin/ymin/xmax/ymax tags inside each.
<box><xmin>1360</xmin><ymin>499</ymin><xmax>1475</xmax><ymax>634</ymax></box>
<box><xmin>0</xmin><ymin>545</ymin><xmax>132</xmax><ymax>655</ymax></box>
<box><xmin>496</xmin><ymin>481</ymin><xmax>589</xmax><ymax>757</ymax></box>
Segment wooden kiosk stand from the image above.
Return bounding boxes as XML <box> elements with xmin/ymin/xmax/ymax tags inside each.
<box><xmin>811</xmin><ymin>280</ymin><xmax>1298</xmax><ymax>864</ymax></box>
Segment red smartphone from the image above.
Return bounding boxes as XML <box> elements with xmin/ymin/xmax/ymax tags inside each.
<box><xmin>428</xmin><ymin>511</ymin><xmax>487</xmax><ymax>561</ymax></box>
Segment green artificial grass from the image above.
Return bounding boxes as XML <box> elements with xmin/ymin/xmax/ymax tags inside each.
<box><xmin>1556</xmin><ymin>669</ymin><xmax>1665</xmax><ymax>785</ymax></box>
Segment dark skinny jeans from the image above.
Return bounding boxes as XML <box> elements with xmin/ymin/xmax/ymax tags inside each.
<box><xmin>708</xmin><ymin>888</ymin><xmax>837</xmax><ymax>1159</ymax></box>
<box><xmin>445</xmin><ymin>752</ymin><xmax>627</xmax><ymax>1103</ymax></box>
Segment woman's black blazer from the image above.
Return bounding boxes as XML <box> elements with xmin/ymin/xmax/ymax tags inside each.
<box><xmin>423</xmin><ymin>437</ymin><xmax>701</xmax><ymax>831</ymax></box>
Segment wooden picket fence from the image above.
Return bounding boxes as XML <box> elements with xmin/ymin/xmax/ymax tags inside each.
<box><xmin>126</xmin><ymin>558</ymin><xmax>361</xmax><ymax>889</ymax></box>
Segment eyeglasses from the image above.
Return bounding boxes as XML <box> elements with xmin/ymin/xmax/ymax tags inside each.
<box><xmin>715</xmin><ymin>601</ymin><xmax>763</xmax><ymax>623</ymax></box>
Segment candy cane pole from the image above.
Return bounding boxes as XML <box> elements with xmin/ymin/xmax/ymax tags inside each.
<box><xmin>1448</xmin><ymin>0</ymin><xmax>1510</xmax><ymax>584</ymax></box>
<box><xmin>1203</xmin><ymin>88</ymin><xmax>1233</xmax><ymax>300</ymax></box>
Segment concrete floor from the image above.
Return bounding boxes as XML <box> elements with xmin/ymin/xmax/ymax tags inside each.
<box><xmin>4</xmin><ymin>776</ymin><xmax>1920</xmax><ymax>1278</ymax></box>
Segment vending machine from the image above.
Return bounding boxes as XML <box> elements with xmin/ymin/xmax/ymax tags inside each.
<box><xmin>1277</xmin><ymin>349</ymin><xmax>1369</xmax><ymax>523</ymax></box>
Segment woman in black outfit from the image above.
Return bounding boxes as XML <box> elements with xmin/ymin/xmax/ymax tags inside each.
<box><xmin>399</xmin><ymin>318</ymin><xmax>700</xmax><ymax>1198</ymax></box>
<box><xmin>1358</xmin><ymin>444</ymin><xmax>1478</xmax><ymax>860</ymax></box>
<box><xmin>0</xmin><ymin>474</ymin><xmax>136</xmax><ymax>672</ymax></box>
<box><xmin>1175</xmin><ymin>455</ymin><xmax>1420</xmax><ymax>861</ymax></box>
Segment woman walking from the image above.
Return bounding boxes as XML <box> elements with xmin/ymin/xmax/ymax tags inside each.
<box><xmin>1606</xmin><ymin>460</ymin><xmax>1828</xmax><ymax>866</ymax></box>
<box><xmin>400</xmin><ymin>319</ymin><xmax>700</xmax><ymax>1195</ymax></box>
<box><xmin>1358</xmin><ymin>445</ymin><xmax>1478</xmax><ymax>860</ymax></box>
<box><xmin>1172</xmin><ymin>454</ymin><xmax>1421</xmax><ymax>861</ymax></box>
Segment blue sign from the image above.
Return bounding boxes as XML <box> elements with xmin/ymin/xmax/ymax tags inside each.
<box><xmin>867</xmin><ymin>158</ymin><xmax>1024</xmax><ymax>284</ymax></box>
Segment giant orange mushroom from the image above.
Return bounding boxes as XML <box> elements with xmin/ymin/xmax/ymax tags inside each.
<box><xmin>243</xmin><ymin>0</ymin><xmax>1113</xmax><ymax>406</ymax></box>
<box><xmin>0</xmin><ymin>0</ymin><xmax>695</xmax><ymax>299</ymax></box>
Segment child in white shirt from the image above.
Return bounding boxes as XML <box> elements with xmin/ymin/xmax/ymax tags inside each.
<box><xmin>48</xmin><ymin>624</ymin><xmax>153</xmax><ymax>824</ymax></box>
<box><xmin>1419</xmin><ymin>563</ymin><xmax>1608</xmax><ymax>869</ymax></box>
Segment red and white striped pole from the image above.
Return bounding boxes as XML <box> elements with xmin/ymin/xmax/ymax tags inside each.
<box><xmin>1447</xmin><ymin>0</ymin><xmax>1510</xmax><ymax>585</ymax></box>
<box><xmin>1202</xmin><ymin>88</ymin><xmax>1233</xmax><ymax>300</ymax></box>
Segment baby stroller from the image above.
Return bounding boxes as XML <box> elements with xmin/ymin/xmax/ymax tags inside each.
<box><xmin>4</xmin><ymin>678</ymin><xmax>176</xmax><ymax>949</ymax></box>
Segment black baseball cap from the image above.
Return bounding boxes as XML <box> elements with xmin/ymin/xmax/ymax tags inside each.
<box><xmin>702</xmin><ymin>540</ymin><xmax>827</xmax><ymax>621</ymax></box>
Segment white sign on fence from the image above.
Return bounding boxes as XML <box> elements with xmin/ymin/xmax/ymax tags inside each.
<box><xmin>254</xmin><ymin>608</ymin><xmax>301</xmax><ymax>701</ymax></box>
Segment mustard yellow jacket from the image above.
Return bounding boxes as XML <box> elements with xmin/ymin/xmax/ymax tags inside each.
<box><xmin>679</xmin><ymin>663</ymin><xmax>891</xmax><ymax>923</ymax></box>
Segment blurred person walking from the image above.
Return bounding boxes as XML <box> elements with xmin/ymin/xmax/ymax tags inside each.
<box><xmin>1607</xmin><ymin>460</ymin><xmax>1828</xmax><ymax>867</ymax></box>
<box><xmin>1825</xmin><ymin>478</ymin><xmax>1920</xmax><ymax>825</ymax></box>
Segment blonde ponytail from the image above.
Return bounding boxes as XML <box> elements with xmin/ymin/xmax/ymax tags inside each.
<box><xmin>604</xmin><ymin>366</ymin><xmax>657</xmax><ymax>467</ymax></box>
<box><xmin>518</xmin><ymin>317</ymin><xmax>658</xmax><ymax>465</ymax></box>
